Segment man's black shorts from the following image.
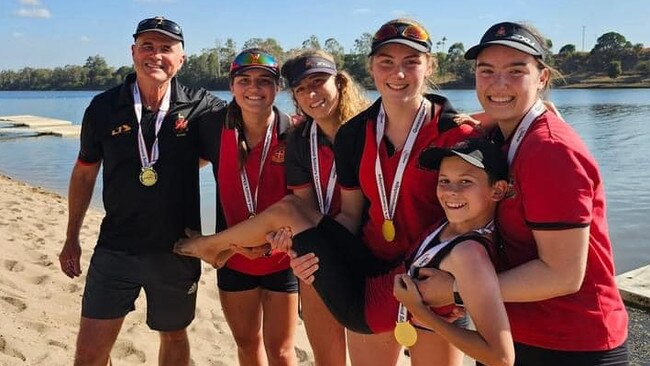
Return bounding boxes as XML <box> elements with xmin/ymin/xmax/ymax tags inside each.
<box><xmin>82</xmin><ymin>247</ymin><xmax>201</xmax><ymax>331</ymax></box>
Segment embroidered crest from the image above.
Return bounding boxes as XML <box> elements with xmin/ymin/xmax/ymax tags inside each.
<box><xmin>174</xmin><ymin>113</ymin><xmax>188</xmax><ymax>136</ymax></box>
<box><xmin>496</xmin><ymin>26</ymin><xmax>507</xmax><ymax>37</ymax></box>
<box><xmin>271</xmin><ymin>145</ymin><xmax>286</xmax><ymax>164</ymax></box>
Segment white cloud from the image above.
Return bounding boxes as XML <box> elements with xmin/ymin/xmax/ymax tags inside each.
<box><xmin>13</xmin><ymin>32</ymin><xmax>24</xmax><ymax>38</ymax></box>
<box><xmin>134</xmin><ymin>0</ymin><xmax>175</xmax><ymax>3</ymax></box>
<box><xmin>19</xmin><ymin>0</ymin><xmax>42</xmax><ymax>5</ymax></box>
<box><xmin>81</xmin><ymin>36</ymin><xmax>90</xmax><ymax>42</ymax></box>
<box><xmin>352</xmin><ymin>8</ymin><xmax>371</xmax><ymax>14</ymax></box>
<box><xmin>15</xmin><ymin>7</ymin><xmax>51</xmax><ymax>18</ymax></box>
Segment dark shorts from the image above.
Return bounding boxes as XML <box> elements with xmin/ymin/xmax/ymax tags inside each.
<box><xmin>513</xmin><ymin>340</ymin><xmax>629</xmax><ymax>366</ymax></box>
<box><xmin>82</xmin><ymin>247</ymin><xmax>201</xmax><ymax>331</ymax></box>
<box><xmin>217</xmin><ymin>266</ymin><xmax>299</xmax><ymax>293</ymax></box>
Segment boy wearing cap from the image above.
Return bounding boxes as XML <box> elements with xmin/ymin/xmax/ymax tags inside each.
<box><xmin>59</xmin><ymin>16</ymin><xmax>225</xmax><ymax>366</ymax></box>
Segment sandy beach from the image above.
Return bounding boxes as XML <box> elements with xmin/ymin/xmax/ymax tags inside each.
<box><xmin>0</xmin><ymin>173</ymin><xmax>318</xmax><ymax>365</ymax></box>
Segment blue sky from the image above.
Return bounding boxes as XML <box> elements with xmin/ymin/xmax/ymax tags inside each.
<box><xmin>1</xmin><ymin>0</ymin><xmax>649</xmax><ymax>70</ymax></box>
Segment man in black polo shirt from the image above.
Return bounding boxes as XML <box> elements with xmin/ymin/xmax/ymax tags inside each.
<box><xmin>58</xmin><ymin>16</ymin><xmax>225</xmax><ymax>365</ymax></box>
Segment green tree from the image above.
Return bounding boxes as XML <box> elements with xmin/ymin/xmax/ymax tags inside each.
<box><xmin>353</xmin><ymin>32</ymin><xmax>373</xmax><ymax>55</ymax></box>
<box><xmin>607</xmin><ymin>61</ymin><xmax>622</xmax><ymax>78</ymax></box>
<box><xmin>590</xmin><ymin>32</ymin><xmax>630</xmax><ymax>71</ymax></box>
<box><xmin>324</xmin><ymin>38</ymin><xmax>345</xmax><ymax>67</ymax></box>
<box><xmin>84</xmin><ymin>55</ymin><xmax>113</xmax><ymax>89</ymax></box>
<box><xmin>558</xmin><ymin>44</ymin><xmax>576</xmax><ymax>57</ymax></box>
<box><xmin>301</xmin><ymin>35</ymin><xmax>321</xmax><ymax>50</ymax></box>
<box><xmin>241</xmin><ymin>38</ymin><xmax>284</xmax><ymax>60</ymax></box>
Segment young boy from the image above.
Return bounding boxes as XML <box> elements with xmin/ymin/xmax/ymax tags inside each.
<box><xmin>393</xmin><ymin>137</ymin><xmax>513</xmax><ymax>365</ymax></box>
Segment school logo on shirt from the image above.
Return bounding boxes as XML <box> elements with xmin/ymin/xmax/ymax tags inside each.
<box><xmin>270</xmin><ymin>144</ymin><xmax>285</xmax><ymax>165</ymax></box>
<box><xmin>174</xmin><ymin>113</ymin><xmax>188</xmax><ymax>136</ymax></box>
<box><xmin>111</xmin><ymin>123</ymin><xmax>132</xmax><ymax>136</ymax></box>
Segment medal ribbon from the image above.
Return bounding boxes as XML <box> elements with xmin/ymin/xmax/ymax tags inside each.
<box><xmin>236</xmin><ymin>115</ymin><xmax>275</xmax><ymax>217</ymax></box>
<box><xmin>132</xmin><ymin>82</ymin><xmax>171</xmax><ymax>170</ymax></box>
<box><xmin>396</xmin><ymin>220</ymin><xmax>495</xmax><ymax>324</ymax></box>
<box><xmin>375</xmin><ymin>99</ymin><xmax>429</xmax><ymax>228</ymax></box>
<box><xmin>507</xmin><ymin>99</ymin><xmax>545</xmax><ymax>165</ymax></box>
<box><xmin>310</xmin><ymin>122</ymin><xmax>337</xmax><ymax>214</ymax></box>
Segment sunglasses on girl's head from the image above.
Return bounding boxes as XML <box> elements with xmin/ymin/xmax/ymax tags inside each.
<box><xmin>230</xmin><ymin>51</ymin><xmax>279</xmax><ymax>76</ymax></box>
<box><xmin>136</xmin><ymin>17</ymin><xmax>182</xmax><ymax>38</ymax></box>
<box><xmin>373</xmin><ymin>22</ymin><xmax>431</xmax><ymax>45</ymax></box>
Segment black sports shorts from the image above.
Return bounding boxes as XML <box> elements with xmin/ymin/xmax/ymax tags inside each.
<box><xmin>82</xmin><ymin>247</ymin><xmax>201</xmax><ymax>331</ymax></box>
<box><xmin>217</xmin><ymin>266</ymin><xmax>299</xmax><ymax>293</ymax></box>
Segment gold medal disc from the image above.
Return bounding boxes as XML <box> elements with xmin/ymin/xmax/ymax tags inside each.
<box><xmin>394</xmin><ymin>321</ymin><xmax>417</xmax><ymax>347</ymax></box>
<box><xmin>139</xmin><ymin>167</ymin><xmax>158</xmax><ymax>187</ymax></box>
<box><xmin>382</xmin><ymin>219</ymin><xmax>396</xmax><ymax>242</ymax></box>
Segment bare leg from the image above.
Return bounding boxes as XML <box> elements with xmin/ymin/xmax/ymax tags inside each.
<box><xmin>174</xmin><ymin>195</ymin><xmax>321</xmax><ymax>262</ymax></box>
<box><xmin>159</xmin><ymin>328</ymin><xmax>190</xmax><ymax>366</ymax></box>
<box><xmin>74</xmin><ymin>316</ymin><xmax>124</xmax><ymax>366</ymax></box>
<box><xmin>262</xmin><ymin>290</ymin><xmax>299</xmax><ymax>366</ymax></box>
<box><xmin>300</xmin><ymin>282</ymin><xmax>347</xmax><ymax>366</ymax></box>
<box><xmin>348</xmin><ymin>331</ymin><xmax>402</xmax><ymax>366</ymax></box>
<box><xmin>220</xmin><ymin>288</ymin><xmax>267</xmax><ymax>366</ymax></box>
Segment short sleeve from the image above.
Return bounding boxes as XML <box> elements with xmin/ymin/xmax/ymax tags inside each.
<box><xmin>197</xmin><ymin>109</ymin><xmax>224</xmax><ymax>164</ymax></box>
<box><xmin>334</xmin><ymin>115</ymin><xmax>367</xmax><ymax>189</ymax></box>
<box><xmin>285</xmin><ymin>124</ymin><xmax>312</xmax><ymax>188</ymax></box>
<box><xmin>518</xmin><ymin>140</ymin><xmax>594</xmax><ymax>228</ymax></box>
<box><xmin>77</xmin><ymin>100</ymin><xmax>102</xmax><ymax>163</ymax></box>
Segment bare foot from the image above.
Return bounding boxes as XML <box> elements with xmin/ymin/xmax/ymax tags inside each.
<box><xmin>210</xmin><ymin>249</ymin><xmax>235</xmax><ymax>268</ymax></box>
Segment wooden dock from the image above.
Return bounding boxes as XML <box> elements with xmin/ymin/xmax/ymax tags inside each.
<box><xmin>0</xmin><ymin>115</ymin><xmax>80</xmax><ymax>137</ymax></box>
<box><xmin>617</xmin><ymin>264</ymin><xmax>650</xmax><ymax>309</ymax></box>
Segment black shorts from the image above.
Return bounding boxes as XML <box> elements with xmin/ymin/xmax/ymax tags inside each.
<box><xmin>217</xmin><ymin>266</ymin><xmax>299</xmax><ymax>293</ymax></box>
<box><xmin>513</xmin><ymin>340</ymin><xmax>629</xmax><ymax>366</ymax></box>
<box><xmin>82</xmin><ymin>247</ymin><xmax>201</xmax><ymax>331</ymax></box>
<box><xmin>292</xmin><ymin>216</ymin><xmax>392</xmax><ymax>334</ymax></box>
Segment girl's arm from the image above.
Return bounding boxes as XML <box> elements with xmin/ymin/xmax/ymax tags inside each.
<box><xmin>497</xmin><ymin>227</ymin><xmax>589</xmax><ymax>302</ymax></box>
<box><xmin>394</xmin><ymin>240</ymin><xmax>514</xmax><ymax>366</ymax></box>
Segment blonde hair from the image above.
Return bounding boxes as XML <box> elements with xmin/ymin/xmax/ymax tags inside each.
<box><xmin>284</xmin><ymin>49</ymin><xmax>370</xmax><ymax>124</ymax></box>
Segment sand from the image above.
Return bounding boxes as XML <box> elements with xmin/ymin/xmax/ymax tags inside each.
<box><xmin>0</xmin><ymin>173</ymin><xmax>317</xmax><ymax>365</ymax></box>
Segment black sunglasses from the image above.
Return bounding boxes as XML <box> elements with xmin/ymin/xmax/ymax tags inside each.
<box><xmin>135</xmin><ymin>17</ymin><xmax>182</xmax><ymax>38</ymax></box>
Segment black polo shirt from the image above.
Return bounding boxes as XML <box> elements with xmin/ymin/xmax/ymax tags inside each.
<box><xmin>78</xmin><ymin>73</ymin><xmax>226</xmax><ymax>253</ymax></box>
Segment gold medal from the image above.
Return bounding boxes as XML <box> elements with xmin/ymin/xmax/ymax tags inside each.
<box><xmin>394</xmin><ymin>321</ymin><xmax>417</xmax><ymax>347</ymax></box>
<box><xmin>139</xmin><ymin>167</ymin><xmax>157</xmax><ymax>186</ymax></box>
<box><xmin>382</xmin><ymin>219</ymin><xmax>396</xmax><ymax>242</ymax></box>
<box><xmin>248</xmin><ymin>212</ymin><xmax>256</xmax><ymax>219</ymax></box>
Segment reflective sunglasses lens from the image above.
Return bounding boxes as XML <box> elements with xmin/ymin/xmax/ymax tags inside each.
<box><xmin>234</xmin><ymin>52</ymin><xmax>277</xmax><ymax>68</ymax></box>
<box><xmin>403</xmin><ymin>24</ymin><xmax>429</xmax><ymax>42</ymax></box>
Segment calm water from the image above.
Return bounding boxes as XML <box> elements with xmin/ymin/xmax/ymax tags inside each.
<box><xmin>1</xmin><ymin>89</ymin><xmax>648</xmax><ymax>273</ymax></box>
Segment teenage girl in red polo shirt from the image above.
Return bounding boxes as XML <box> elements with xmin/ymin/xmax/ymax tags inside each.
<box><xmin>196</xmin><ymin>48</ymin><xmax>298</xmax><ymax>366</ymax></box>
<box><xmin>178</xmin><ymin>19</ymin><xmax>477</xmax><ymax>366</ymax></box>
<box><xmin>415</xmin><ymin>22</ymin><xmax>629</xmax><ymax>366</ymax></box>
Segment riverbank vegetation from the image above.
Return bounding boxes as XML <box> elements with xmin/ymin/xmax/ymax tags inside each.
<box><xmin>1</xmin><ymin>31</ymin><xmax>648</xmax><ymax>90</ymax></box>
